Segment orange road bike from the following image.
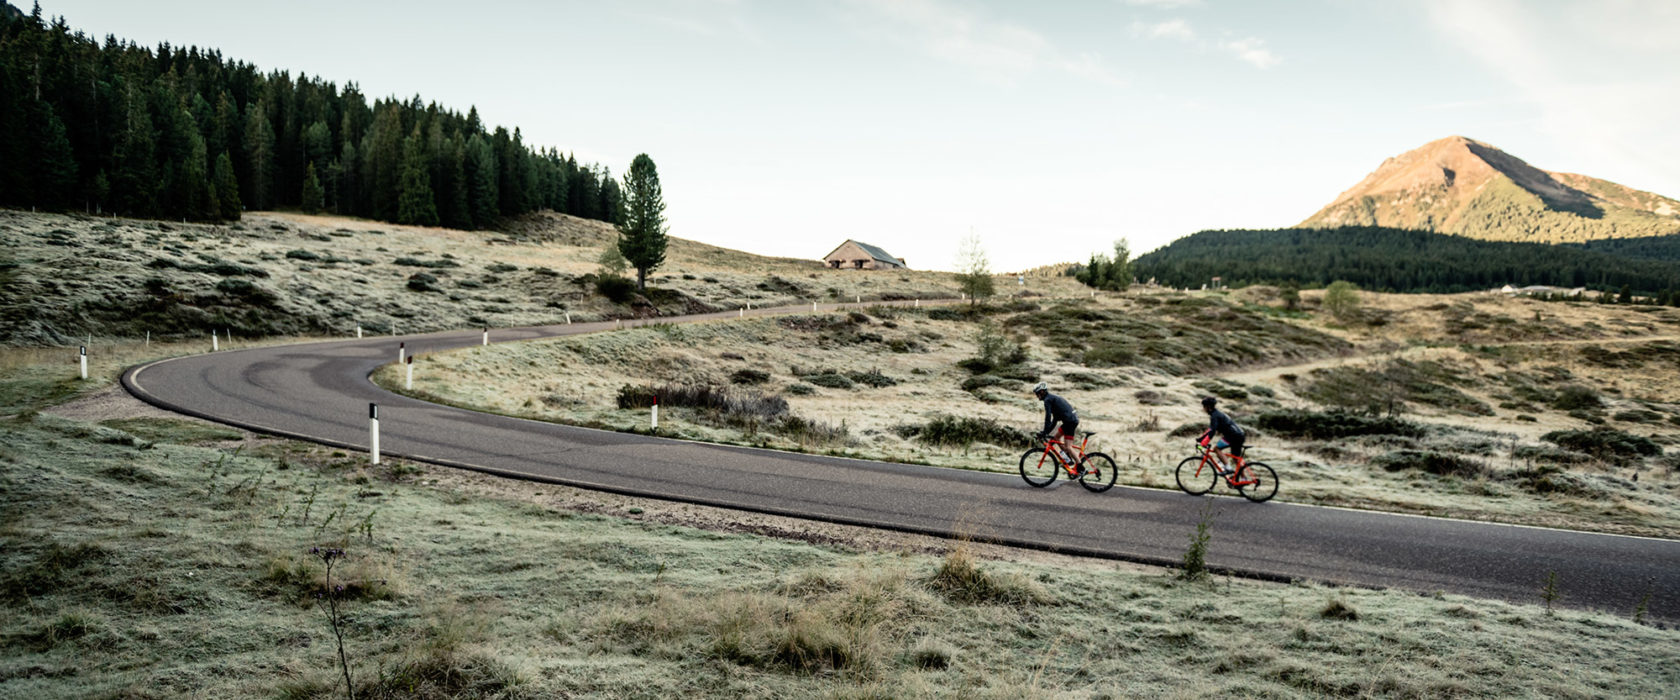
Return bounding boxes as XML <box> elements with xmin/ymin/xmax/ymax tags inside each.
<box><xmin>1020</xmin><ymin>432</ymin><xmax>1117</xmax><ymax>493</ymax></box>
<box><xmin>1175</xmin><ymin>442</ymin><xmax>1277</xmax><ymax>502</ymax></box>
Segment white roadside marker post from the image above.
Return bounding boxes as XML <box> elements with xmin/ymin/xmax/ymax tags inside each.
<box><xmin>739</xmin><ymin>308</ymin><xmax>744</xmax><ymax>318</ymax></box>
<box><xmin>565</xmin><ymin>312</ymin><xmax>571</xmax><ymax>324</ymax></box>
<box><xmin>915</xmin><ymin>299</ymin><xmax>920</xmax><ymax>308</ymax></box>
<box><xmin>79</xmin><ymin>345</ymin><xmax>87</xmax><ymax>380</ymax></box>
<box><xmin>856</xmin><ymin>295</ymin><xmax>861</xmax><ymax>304</ymax></box>
<box><xmin>405</xmin><ymin>355</ymin><xmax>414</xmax><ymax>391</ymax></box>
<box><xmin>211</xmin><ymin>330</ymin><xmax>219</xmax><ymax>352</ymax></box>
<box><xmin>812</xmin><ymin>301</ymin><xmax>818</xmax><ymax>313</ymax></box>
<box><xmin>369</xmin><ymin>403</ymin><xmax>380</xmax><ymax>465</ymax></box>
<box><xmin>482</xmin><ymin>328</ymin><xmax>489</xmax><ymax>346</ymax></box>
<box><xmin>145</xmin><ymin>331</ymin><xmax>149</xmax><ymax>348</ymax></box>
<box><xmin>651</xmin><ymin>396</ymin><xmax>659</xmax><ymax>431</ymax></box>
<box><xmin>356</xmin><ymin>325</ymin><xmax>363</xmax><ymax>339</ymax></box>
<box><xmin>398</xmin><ymin>342</ymin><xmax>405</xmax><ymax>364</ymax></box>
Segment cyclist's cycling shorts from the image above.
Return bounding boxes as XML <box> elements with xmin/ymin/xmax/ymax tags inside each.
<box><xmin>1216</xmin><ymin>439</ymin><xmax>1244</xmax><ymax>457</ymax></box>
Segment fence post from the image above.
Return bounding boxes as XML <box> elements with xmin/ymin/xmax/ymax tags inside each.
<box><xmin>368</xmin><ymin>403</ymin><xmax>380</xmax><ymax>465</ymax></box>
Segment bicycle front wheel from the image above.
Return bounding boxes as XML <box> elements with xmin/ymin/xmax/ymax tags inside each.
<box><xmin>1236</xmin><ymin>462</ymin><xmax>1278</xmax><ymax>502</ymax></box>
<box><xmin>1077</xmin><ymin>453</ymin><xmax>1118</xmax><ymax>493</ymax></box>
<box><xmin>1175</xmin><ymin>456</ymin><xmax>1215</xmax><ymax>495</ymax></box>
<box><xmin>1020</xmin><ymin>448</ymin><xmax>1058</xmax><ymax>487</ymax></box>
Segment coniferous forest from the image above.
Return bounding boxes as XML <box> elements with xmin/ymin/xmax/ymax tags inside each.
<box><xmin>0</xmin><ymin>4</ymin><xmax>622</xmax><ymax>227</ymax></box>
<box><xmin>1131</xmin><ymin>226</ymin><xmax>1680</xmax><ymax>296</ymax></box>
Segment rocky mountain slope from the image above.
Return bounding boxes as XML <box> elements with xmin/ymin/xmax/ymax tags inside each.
<box><xmin>1300</xmin><ymin>136</ymin><xmax>1680</xmax><ymax>243</ymax></box>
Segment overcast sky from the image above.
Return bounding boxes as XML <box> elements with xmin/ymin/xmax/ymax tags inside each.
<box><xmin>39</xmin><ymin>0</ymin><xmax>1680</xmax><ymax>271</ymax></box>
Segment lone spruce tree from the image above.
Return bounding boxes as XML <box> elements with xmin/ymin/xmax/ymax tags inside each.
<box><xmin>616</xmin><ymin>154</ymin><xmax>668</xmax><ymax>291</ymax></box>
<box><xmin>301</xmin><ymin>162</ymin><xmax>324</xmax><ymax>214</ymax></box>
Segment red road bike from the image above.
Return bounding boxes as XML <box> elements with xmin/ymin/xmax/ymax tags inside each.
<box><xmin>1175</xmin><ymin>442</ymin><xmax>1277</xmax><ymax>502</ymax></box>
<box><xmin>1019</xmin><ymin>432</ymin><xmax>1117</xmax><ymax>493</ymax></box>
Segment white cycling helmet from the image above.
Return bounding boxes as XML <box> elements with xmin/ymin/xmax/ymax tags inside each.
<box><xmin>1032</xmin><ymin>381</ymin><xmax>1049</xmax><ymax>395</ymax></box>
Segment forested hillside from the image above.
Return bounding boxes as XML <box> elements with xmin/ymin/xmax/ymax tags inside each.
<box><xmin>0</xmin><ymin>4</ymin><xmax>621</xmax><ymax>227</ymax></box>
<box><xmin>1132</xmin><ymin>226</ymin><xmax>1680</xmax><ymax>296</ymax></box>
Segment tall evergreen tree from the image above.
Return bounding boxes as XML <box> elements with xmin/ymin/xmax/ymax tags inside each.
<box><xmin>300</xmin><ymin>161</ymin><xmax>323</xmax><ymax>214</ymax></box>
<box><xmin>243</xmin><ymin>99</ymin><xmax>276</xmax><ymax>209</ymax></box>
<box><xmin>396</xmin><ymin>126</ymin><xmax>438</xmax><ymax>226</ymax></box>
<box><xmin>616</xmin><ymin>154</ymin><xmax>668</xmax><ymax>291</ymax></box>
<box><xmin>464</xmin><ymin>133</ymin><xmax>497</xmax><ymax>228</ymax></box>
<box><xmin>213</xmin><ymin>150</ymin><xmax>241</xmax><ymax>220</ymax></box>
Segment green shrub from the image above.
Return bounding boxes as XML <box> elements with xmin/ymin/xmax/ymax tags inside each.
<box><xmin>284</xmin><ymin>249</ymin><xmax>320</xmax><ymax>261</ymax></box>
<box><xmin>1253</xmin><ymin>410</ymin><xmax>1425</xmax><ymax>440</ymax></box>
<box><xmin>898</xmin><ymin>415</ymin><xmax>1028</xmax><ymax>449</ymax></box>
<box><xmin>785</xmin><ymin>384</ymin><xmax>816</xmax><ymax>396</ymax></box>
<box><xmin>1541</xmin><ymin>428</ymin><xmax>1659</xmax><ymax>463</ymax></box>
<box><xmin>805</xmin><ymin>373</ymin><xmax>853</xmax><ymax>389</ymax></box>
<box><xmin>1613</xmin><ymin>409</ymin><xmax>1662</xmax><ymax>423</ymax></box>
<box><xmin>961</xmin><ymin>375</ymin><xmax>1019</xmax><ymax>393</ymax></box>
<box><xmin>595</xmin><ymin>275</ymin><xmax>637</xmax><ymax>303</ymax></box>
<box><xmin>730</xmin><ymin>369</ymin><xmax>771</xmax><ymax>385</ymax></box>
<box><xmin>1371</xmin><ymin>450</ymin><xmax>1486</xmax><ymax>479</ymax></box>
<box><xmin>406</xmin><ymin>272</ymin><xmax>441</xmax><ymax>293</ymax></box>
<box><xmin>846</xmin><ymin>369</ymin><xmax>897</xmax><ymax>388</ymax></box>
<box><xmin>392</xmin><ymin>256</ymin><xmax>460</xmax><ymax>268</ymax></box>
<box><xmin>487</xmin><ymin>262</ymin><xmax>519</xmax><ymax>273</ymax></box>
<box><xmin>1551</xmin><ymin>385</ymin><xmax>1602</xmax><ymax>411</ymax></box>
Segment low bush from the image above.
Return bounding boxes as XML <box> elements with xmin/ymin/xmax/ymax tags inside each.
<box><xmin>927</xmin><ymin>544</ymin><xmax>1046</xmax><ymax>606</ymax></box>
<box><xmin>961</xmin><ymin>375</ymin><xmax>1019</xmax><ymax>393</ymax></box>
<box><xmin>804</xmin><ymin>373</ymin><xmax>853</xmax><ymax>389</ymax></box>
<box><xmin>392</xmin><ymin>256</ymin><xmax>461</xmax><ymax>269</ymax></box>
<box><xmin>1551</xmin><ymin>385</ymin><xmax>1602</xmax><ymax>411</ymax></box>
<box><xmin>730</xmin><ymin>369</ymin><xmax>771</xmax><ymax>385</ymax></box>
<box><xmin>898</xmin><ymin>415</ymin><xmax>1028</xmax><ymax>449</ymax></box>
<box><xmin>1541</xmin><ymin>428</ymin><xmax>1660</xmax><ymax>463</ymax></box>
<box><xmin>785</xmin><ymin>384</ymin><xmax>816</xmax><ymax>396</ymax></box>
<box><xmin>846</xmin><ymin>369</ymin><xmax>896</xmax><ymax>388</ymax></box>
<box><xmin>595</xmin><ymin>275</ymin><xmax>637</xmax><ymax>303</ymax></box>
<box><xmin>1252</xmin><ymin>410</ymin><xmax>1425</xmax><ymax>440</ymax></box>
<box><xmin>406</xmin><ymin>272</ymin><xmax>441</xmax><ymax>293</ymax></box>
<box><xmin>1371</xmin><ymin>450</ymin><xmax>1486</xmax><ymax>479</ymax></box>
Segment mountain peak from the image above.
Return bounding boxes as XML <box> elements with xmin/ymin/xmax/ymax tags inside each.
<box><xmin>1300</xmin><ymin>137</ymin><xmax>1680</xmax><ymax>243</ymax></box>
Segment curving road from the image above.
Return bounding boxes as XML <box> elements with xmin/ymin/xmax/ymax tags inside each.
<box><xmin>121</xmin><ymin>303</ymin><xmax>1680</xmax><ymax>621</ymax></box>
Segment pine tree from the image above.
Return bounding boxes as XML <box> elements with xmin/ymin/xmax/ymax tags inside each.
<box><xmin>243</xmin><ymin>99</ymin><xmax>276</xmax><ymax>209</ymax></box>
<box><xmin>213</xmin><ymin>150</ymin><xmax>241</xmax><ymax>220</ymax></box>
<box><xmin>397</xmin><ymin>127</ymin><xmax>439</xmax><ymax>226</ymax></box>
<box><xmin>301</xmin><ymin>161</ymin><xmax>324</xmax><ymax>214</ymax></box>
<box><xmin>464</xmin><ymin>133</ymin><xmax>497</xmax><ymax>228</ymax></box>
<box><xmin>616</xmin><ymin>154</ymin><xmax>668</xmax><ymax>291</ymax></box>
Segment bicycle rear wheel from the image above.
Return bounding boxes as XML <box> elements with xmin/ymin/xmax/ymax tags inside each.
<box><xmin>1175</xmin><ymin>456</ymin><xmax>1215</xmax><ymax>495</ymax></box>
<box><xmin>1236</xmin><ymin>462</ymin><xmax>1278</xmax><ymax>503</ymax></box>
<box><xmin>1077</xmin><ymin>453</ymin><xmax>1118</xmax><ymax>493</ymax></box>
<box><xmin>1020</xmin><ymin>448</ymin><xmax>1058</xmax><ymax>487</ymax></box>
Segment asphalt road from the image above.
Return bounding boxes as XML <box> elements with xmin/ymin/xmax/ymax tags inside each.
<box><xmin>120</xmin><ymin>302</ymin><xmax>1680</xmax><ymax>622</ymax></box>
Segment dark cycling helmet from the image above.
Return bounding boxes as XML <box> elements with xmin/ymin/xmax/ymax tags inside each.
<box><xmin>1201</xmin><ymin>396</ymin><xmax>1218</xmax><ymax>410</ymax></box>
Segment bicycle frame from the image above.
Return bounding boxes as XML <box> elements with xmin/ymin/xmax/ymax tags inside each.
<box><xmin>1192</xmin><ymin>443</ymin><xmax>1247</xmax><ymax>481</ymax></box>
<box><xmin>1031</xmin><ymin>434</ymin><xmax>1092</xmax><ymax>476</ymax></box>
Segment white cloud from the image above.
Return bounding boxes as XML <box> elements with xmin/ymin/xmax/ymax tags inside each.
<box><xmin>1121</xmin><ymin>0</ymin><xmax>1201</xmax><ymax>8</ymax></box>
<box><xmin>1219</xmin><ymin>37</ymin><xmax>1279</xmax><ymax>69</ymax></box>
<box><xmin>1130</xmin><ymin>18</ymin><xmax>1196</xmax><ymax>41</ymax></box>
<box><xmin>847</xmin><ymin>0</ymin><xmax>1126</xmax><ymax>86</ymax></box>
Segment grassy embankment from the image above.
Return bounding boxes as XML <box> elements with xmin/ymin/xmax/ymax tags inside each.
<box><xmin>383</xmin><ymin>289</ymin><xmax>1680</xmax><ymax>537</ymax></box>
<box><xmin>2</xmin><ymin>343</ymin><xmax>1677</xmax><ymax>698</ymax></box>
<box><xmin>1</xmin><ymin>208</ymin><xmax>994</xmax><ymax>347</ymax></box>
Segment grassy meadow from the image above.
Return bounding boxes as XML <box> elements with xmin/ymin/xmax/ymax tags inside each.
<box><xmin>0</xmin><ymin>208</ymin><xmax>1007</xmax><ymax>347</ymax></box>
<box><xmin>2</xmin><ymin>345</ymin><xmax>1677</xmax><ymax>698</ymax></box>
<box><xmin>383</xmin><ymin>288</ymin><xmax>1680</xmax><ymax>537</ymax></box>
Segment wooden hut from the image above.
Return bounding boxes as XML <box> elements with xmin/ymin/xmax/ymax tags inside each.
<box><xmin>822</xmin><ymin>240</ymin><xmax>907</xmax><ymax>270</ymax></box>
